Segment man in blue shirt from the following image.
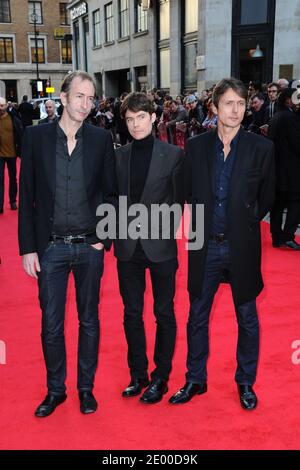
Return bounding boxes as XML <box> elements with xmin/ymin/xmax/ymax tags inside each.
<box><xmin>169</xmin><ymin>78</ymin><xmax>275</xmax><ymax>410</ymax></box>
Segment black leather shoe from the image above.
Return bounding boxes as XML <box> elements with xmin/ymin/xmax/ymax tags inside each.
<box><xmin>238</xmin><ymin>385</ymin><xmax>257</xmax><ymax>410</ymax></box>
<box><xmin>122</xmin><ymin>378</ymin><xmax>149</xmax><ymax>397</ymax></box>
<box><xmin>34</xmin><ymin>393</ymin><xmax>67</xmax><ymax>417</ymax></box>
<box><xmin>273</xmin><ymin>239</ymin><xmax>300</xmax><ymax>250</ymax></box>
<box><xmin>10</xmin><ymin>203</ymin><xmax>17</xmax><ymax>210</ymax></box>
<box><xmin>79</xmin><ymin>391</ymin><xmax>98</xmax><ymax>414</ymax></box>
<box><xmin>282</xmin><ymin>240</ymin><xmax>300</xmax><ymax>250</ymax></box>
<box><xmin>140</xmin><ymin>378</ymin><xmax>168</xmax><ymax>404</ymax></box>
<box><xmin>169</xmin><ymin>382</ymin><xmax>207</xmax><ymax>404</ymax></box>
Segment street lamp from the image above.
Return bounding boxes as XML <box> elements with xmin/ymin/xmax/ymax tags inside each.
<box><xmin>31</xmin><ymin>10</ymin><xmax>40</xmax><ymax>94</ymax></box>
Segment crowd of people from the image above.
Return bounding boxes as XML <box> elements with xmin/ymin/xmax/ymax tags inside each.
<box><xmin>1</xmin><ymin>76</ymin><xmax>300</xmax><ymax>248</ymax></box>
<box><xmin>86</xmin><ymin>80</ymin><xmax>300</xmax><ymax>252</ymax></box>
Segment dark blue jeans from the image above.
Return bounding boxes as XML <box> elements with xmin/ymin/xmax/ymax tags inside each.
<box><xmin>38</xmin><ymin>241</ymin><xmax>104</xmax><ymax>395</ymax></box>
<box><xmin>186</xmin><ymin>240</ymin><xmax>259</xmax><ymax>386</ymax></box>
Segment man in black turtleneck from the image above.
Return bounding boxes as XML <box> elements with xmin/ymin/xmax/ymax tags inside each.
<box><xmin>114</xmin><ymin>92</ymin><xmax>184</xmax><ymax>404</ymax></box>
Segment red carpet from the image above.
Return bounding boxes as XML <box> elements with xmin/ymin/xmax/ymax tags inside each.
<box><xmin>1</xmin><ymin>166</ymin><xmax>300</xmax><ymax>450</ymax></box>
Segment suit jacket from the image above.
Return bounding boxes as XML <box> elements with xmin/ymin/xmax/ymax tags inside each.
<box><xmin>264</xmin><ymin>101</ymin><xmax>278</xmax><ymax>124</ymax></box>
<box><xmin>185</xmin><ymin>127</ymin><xmax>275</xmax><ymax>305</ymax></box>
<box><xmin>268</xmin><ymin>109</ymin><xmax>300</xmax><ymax>192</ymax></box>
<box><xmin>38</xmin><ymin>116</ymin><xmax>58</xmax><ymax>125</ymax></box>
<box><xmin>18</xmin><ymin>121</ymin><xmax>117</xmax><ymax>259</ymax></box>
<box><xmin>114</xmin><ymin>138</ymin><xmax>184</xmax><ymax>262</ymax></box>
<box><xmin>18</xmin><ymin>101</ymin><xmax>34</xmax><ymax>127</ymax></box>
<box><xmin>6</xmin><ymin>111</ymin><xmax>23</xmax><ymax>156</ymax></box>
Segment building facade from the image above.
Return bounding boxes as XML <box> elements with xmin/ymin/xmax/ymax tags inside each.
<box><xmin>68</xmin><ymin>0</ymin><xmax>155</xmax><ymax>98</ymax></box>
<box><xmin>68</xmin><ymin>0</ymin><xmax>300</xmax><ymax>98</ymax></box>
<box><xmin>0</xmin><ymin>0</ymin><xmax>72</xmax><ymax>102</ymax></box>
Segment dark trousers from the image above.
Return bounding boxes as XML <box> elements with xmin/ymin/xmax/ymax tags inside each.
<box><xmin>38</xmin><ymin>241</ymin><xmax>104</xmax><ymax>395</ymax></box>
<box><xmin>117</xmin><ymin>244</ymin><xmax>178</xmax><ymax>382</ymax></box>
<box><xmin>0</xmin><ymin>157</ymin><xmax>17</xmax><ymax>208</ymax></box>
<box><xmin>270</xmin><ymin>191</ymin><xmax>300</xmax><ymax>243</ymax></box>
<box><xmin>186</xmin><ymin>240</ymin><xmax>259</xmax><ymax>385</ymax></box>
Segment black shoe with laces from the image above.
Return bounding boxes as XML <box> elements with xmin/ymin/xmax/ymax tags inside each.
<box><xmin>140</xmin><ymin>378</ymin><xmax>168</xmax><ymax>404</ymax></box>
<box><xmin>34</xmin><ymin>393</ymin><xmax>67</xmax><ymax>418</ymax></box>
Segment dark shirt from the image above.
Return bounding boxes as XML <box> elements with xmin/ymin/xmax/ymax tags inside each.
<box><xmin>52</xmin><ymin>124</ymin><xmax>96</xmax><ymax>236</ymax></box>
<box><xmin>38</xmin><ymin>116</ymin><xmax>58</xmax><ymax>125</ymax></box>
<box><xmin>264</xmin><ymin>101</ymin><xmax>278</xmax><ymax>124</ymax></box>
<box><xmin>18</xmin><ymin>101</ymin><xmax>33</xmax><ymax>127</ymax></box>
<box><xmin>130</xmin><ymin>134</ymin><xmax>154</xmax><ymax>204</ymax></box>
<box><xmin>189</xmin><ymin>103</ymin><xmax>204</xmax><ymax>125</ymax></box>
<box><xmin>211</xmin><ymin>129</ymin><xmax>240</xmax><ymax>236</ymax></box>
<box><xmin>249</xmin><ymin>102</ymin><xmax>268</xmax><ymax>134</ymax></box>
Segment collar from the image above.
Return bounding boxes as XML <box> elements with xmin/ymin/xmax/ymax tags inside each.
<box><xmin>57</xmin><ymin>122</ymin><xmax>83</xmax><ymax>140</ymax></box>
<box><xmin>216</xmin><ymin>127</ymin><xmax>241</xmax><ymax>152</ymax></box>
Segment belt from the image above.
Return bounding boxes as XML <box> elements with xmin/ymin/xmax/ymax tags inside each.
<box><xmin>209</xmin><ymin>233</ymin><xmax>227</xmax><ymax>243</ymax></box>
<box><xmin>50</xmin><ymin>233</ymin><xmax>96</xmax><ymax>244</ymax></box>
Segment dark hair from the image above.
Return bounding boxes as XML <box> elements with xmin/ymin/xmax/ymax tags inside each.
<box><xmin>251</xmin><ymin>93</ymin><xmax>265</xmax><ymax>102</ymax></box>
<box><xmin>120</xmin><ymin>92</ymin><xmax>155</xmax><ymax>119</ymax></box>
<box><xmin>61</xmin><ymin>70</ymin><xmax>96</xmax><ymax>96</ymax></box>
<box><xmin>248</xmin><ymin>80</ymin><xmax>262</xmax><ymax>92</ymax></box>
<box><xmin>212</xmin><ymin>77</ymin><xmax>247</xmax><ymax>108</ymax></box>
<box><xmin>22</xmin><ymin>95</ymin><xmax>28</xmax><ymax>101</ymax></box>
<box><xmin>277</xmin><ymin>88</ymin><xmax>296</xmax><ymax>110</ymax></box>
<box><xmin>267</xmin><ymin>82</ymin><xmax>280</xmax><ymax>91</ymax></box>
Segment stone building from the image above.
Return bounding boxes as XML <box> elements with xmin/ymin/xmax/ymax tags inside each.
<box><xmin>0</xmin><ymin>0</ymin><xmax>72</xmax><ymax>101</ymax></box>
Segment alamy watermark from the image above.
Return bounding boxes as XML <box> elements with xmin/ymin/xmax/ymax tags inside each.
<box><xmin>0</xmin><ymin>340</ymin><xmax>6</xmax><ymax>365</ymax></box>
<box><xmin>96</xmin><ymin>198</ymin><xmax>204</xmax><ymax>251</ymax></box>
<box><xmin>291</xmin><ymin>340</ymin><xmax>300</xmax><ymax>365</ymax></box>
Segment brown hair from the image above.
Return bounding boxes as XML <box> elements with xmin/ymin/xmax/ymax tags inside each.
<box><xmin>212</xmin><ymin>77</ymin><xmax>247</xmax><ymax>109</ymax></box>
<box><xmin>120</xmin><ymin>92</ymin><xmax>154</xmax><ymax>119</ymax></box>
<box><xmin>61</xmin><ymin>70</ymin><xmax>96</xmax><ymax>96</ymax></box>
<box><xmin>267</xmin><ymin>82</ymin><xmax>280</xmax><ymax>91</ymax></box>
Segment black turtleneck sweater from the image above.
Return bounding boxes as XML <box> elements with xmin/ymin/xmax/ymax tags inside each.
<box><xmin>130</xmin><ymin>133</ymin><xmax>154</xmax><ymax>203</ymax></box>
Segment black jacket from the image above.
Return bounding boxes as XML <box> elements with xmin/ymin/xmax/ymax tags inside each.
<box><xmin>185</xmin><ymin>128</ymin><xmax>275</xmax><ymax>305</ymax></box>
<box><xmin>18</xmin><ymin>101</ymin><xmax>34</xmax><ymax>127</ymax></box>
<box><xmin>7</xmin><ymin>111</ymin><xmax>23</xmax><ymax>156</ymax></box>
<box><xmin>18</xmin><ymin>121</ymin><xmax>117</xmax><ymax>258</ymax></box>
<box><xmin>268</xmin><ymin>109</ymin><xmax>300</xmax><ymax>192</ymax></box>
<box><xmin>114</xmin><ymin>138</ymin><xmax>184</xmax><ymax>262</ymax></box>
<box><xmin>38</xmin><ymin>116</ymin><xmax>58</xmax><ymax>125</ymax></box>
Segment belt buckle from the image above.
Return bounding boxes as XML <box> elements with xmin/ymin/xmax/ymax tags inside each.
<box><xmin>64</xmin><ymin>235</ymin><xmax>74</xmax><ymax>244</ymax></box>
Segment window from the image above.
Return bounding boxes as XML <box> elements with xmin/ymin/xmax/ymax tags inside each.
<box><xmin>240</xmin><ymin>0</ymin><xmax>268</xmax><ymax>25</ymax></box>
<box><xmin>105</xmin><ymin>3</ymin><xmax>114</xmax><ymax>42</ymax></box>
<box><xmin>185</xmin><ymin>0</ymin><xmax>198</xmax><ymax>33</ymax></box>
<box><xmin>59</xmin><ymin>3</ymin><xmax>69</xmax><ymax>26</ymax></box>
<box><xmin>159</xmin><ymin>0</ymin><xmax>170</xmax><ymax>40</ymax></box>
<box><xmin>135</xmin><ymin>0</ymin><xmax>147</xmax><ymax>33</ymax></box>
<box><xmin>119</xmin><ymin>0</ymin><xmax>129</xmax><ymax>38</ymax></box>
<box><xmin>184</xmin><ymin>42</ymin><xmax>197</xmax><ymax>88</ymax></box>
<box><xmin>83</xmin><ymin>16</ymin><xmax>89</xmax><ymax>71</ymax></box>
<box><xmin>93</xmin><ymin>9</ymin><xmax>101</xmax><ymax>46</ymax></box>
<box><xmin>0</xmin><ymin>37</ymin><xmax>13</xmax><ymax>62</ymax></box>
<box><xmin>28</xmin><ymin>1</ymin><xmax>43</xmax><ymax>24</ymax></box>
<box><xmin>61</xmin><ymin>39</ymin><xmax>72</xmax><ymax>63</ymax></box>
<box><xmin>160</xmin><ymin>48</ymin><xmax>170</xmax><ymax>89</ymax></box>
<box><xmin>0</xmin><ymin>0</ymin><xmax>11</xmax><ymax>23</ymax></box>
<box><xmin>74</xmin><ymin>21</ymin><xmax>80</xmax><ymax>68</ymax></box>
<box><xmin>30</xmin><ymin>38</ymin><xmax>45</xmax><ymax>63</ymax></box>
